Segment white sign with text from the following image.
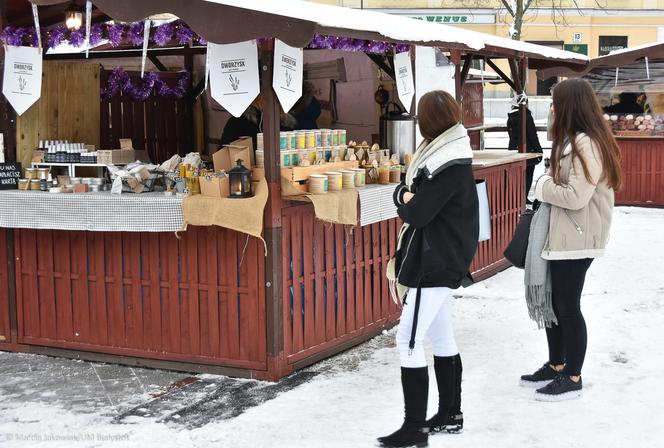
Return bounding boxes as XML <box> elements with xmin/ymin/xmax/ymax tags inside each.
<box><xmin>394</xmin><ymin>51</ymin><xmax>415</xmax><ymax>111</ymax></box>
<box><xmin>2</xmin><ymin>46</ymin><xmax>43</xmax><ymax>116</ymax></box>
<box><xmin>273</xmin><ymin>39</ymin><xmax>303</xmax><ymax>112</ymax></box>
<box><xmin>209</xmin><ymin>40</ymin><xmax>260</xmax><ymax>118</ymax></box>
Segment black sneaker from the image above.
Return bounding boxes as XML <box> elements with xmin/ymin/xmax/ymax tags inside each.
<box><xmin>534</xmin><ymin>374</ymin><xmax>582</xmax><ymax>402</ymax></box>
<box><xmin>520</xmin><ymin>363</ymin><xmax>560</xmax><ymax>387</ymax></box>
<box><xmin>429</xmin><ymin>412</ymin><xmax>463</xmax><ymax>434</ymax></box>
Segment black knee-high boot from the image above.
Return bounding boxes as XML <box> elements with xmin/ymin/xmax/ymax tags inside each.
<box><xmin>427</xmin><ymin>354</ymin><xmax>464</xmax><ymax>434</ymax></box>
<box><xmin>377</xmin><ymin>367</ymin><xmax>429</xmax><ymax>447</ymax></box>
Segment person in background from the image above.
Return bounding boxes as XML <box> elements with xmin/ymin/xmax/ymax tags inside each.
<box><xmin>507</xmin><ymin>96</ymin><xmax>543</xmax><ymax>203</ymax></box>
<box><xmin>379</xmin><ymin>91</ymin><xmax>479</xmax><ymax>448</ymax></box>
<box><xmin>521</xmin><ymin>78</ymin><xmax>622</xmax><ymax>401</ymax></box>
<box><xmin>290</xmin><ymin>82</ymin><xmax>321</xmax><ymax>130</ymax></box>
<box><xmin>603</xmin><ymin>91</ymin><xmax>643</xmax><ymax>114</ymax></box>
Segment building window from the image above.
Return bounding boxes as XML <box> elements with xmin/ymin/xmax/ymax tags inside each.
<box><xmin>599</xmin><ymin>36</ymin><xmax>628</xmax><ymax>57</ymax></box>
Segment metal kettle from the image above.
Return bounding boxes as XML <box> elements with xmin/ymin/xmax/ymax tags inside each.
<box><xmin>379</xmin><ymin>102</ymin><xmax>416</xmax><ymax>164</ymax></box>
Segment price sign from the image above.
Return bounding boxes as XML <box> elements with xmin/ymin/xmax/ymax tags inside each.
<box><xmin>0</xmin><ymin>163</ymin><xmax>22</xmax><ymax>190</ymax></box>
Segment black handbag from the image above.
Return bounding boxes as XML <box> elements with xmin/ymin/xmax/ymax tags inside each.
<box><xmin>503</xmin><ymin>201</ymin><xmax>540</xmax><ymax>269</ymax></box>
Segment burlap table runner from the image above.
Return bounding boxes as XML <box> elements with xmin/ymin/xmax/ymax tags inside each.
<box><xmin>281</xmin><ymin>177</ymin><xmax>358</xmax><ymax>225</ymax></box>
<box><xmin>182</xmin><ymin>178</ymin><xmax>269</xmax><ymax>246</ymax></box>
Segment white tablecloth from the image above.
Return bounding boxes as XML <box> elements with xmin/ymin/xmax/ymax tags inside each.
<box><xmin>0</xmin><ymin>190</ymin><xmax>183</xmax><ymax>232</ymax></box>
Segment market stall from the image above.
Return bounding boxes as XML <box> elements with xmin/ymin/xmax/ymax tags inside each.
<box><xmin>539</xmin><ymin>42</ymin><xmax>664</xmax><ymax>207</ymax></box>
<box><xmin>0</xmin><ymin>0</ymin><xmax>587</xmax><ymax>381</ymax></box>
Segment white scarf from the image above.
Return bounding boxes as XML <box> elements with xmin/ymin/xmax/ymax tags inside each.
<box><xmin>405</xmin><ymin>123</ymin><xmax>473</xmax><ymax>188</ymax></box>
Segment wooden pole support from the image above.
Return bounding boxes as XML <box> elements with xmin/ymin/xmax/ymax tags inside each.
<box><xmin>259</xmin><ymin>39</ymin><xmax>288</xmax><ymax>381</ymax></box>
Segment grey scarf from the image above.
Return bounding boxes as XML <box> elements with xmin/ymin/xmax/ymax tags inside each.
<box><xmin>524</xmin><ymin>203</ymin><xmax>558</xmax><ymax>328</ymax></box>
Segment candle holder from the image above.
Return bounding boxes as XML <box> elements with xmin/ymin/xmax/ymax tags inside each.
<box><xmin>228</xmin><ymin>159</ymin><xmax>252</xmax><ymax>198</ymax></box>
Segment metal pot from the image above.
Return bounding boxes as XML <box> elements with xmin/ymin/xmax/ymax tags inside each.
<box><xmin>379</xmin><ymin>102</ymin><xmax>416</xmax><ymax>164</ymax></box>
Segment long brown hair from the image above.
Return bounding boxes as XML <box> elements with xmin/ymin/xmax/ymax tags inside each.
<box><xmin>418</xmin><ymin>90</ymin><xmax>462</xmax><ymax>142</ymax></box>
<box><xmin>550</xmin><ymin>78</ymin><xmax>622</xmax><ymax>190</ymax></box>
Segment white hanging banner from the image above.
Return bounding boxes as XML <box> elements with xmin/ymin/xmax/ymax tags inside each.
<box><xmin>140</xmin><ymin>19</ymin><xmax>150</xmax><ymax>77</ymax></box>
<box><xmin>2</xmin><ymin>46</ymin><xmax>43</xmax><ymax>116</ymax></box>
<box><xmin>394</xmin><ymin>51</ymin><xmax>415</xmax><ymax>111</ymax></box>
<box><xmin>272</xmin><ymin>39</ymin><xmax>303</xmax><ymax>112</ymax></box>
<box><xmin>31</xmin><ymin>3</ymin><xmax>42</xmax><ymax>50</ymax></box>
<box><xmin>85</xmin><ymin>0</ymin><xmax>92</xmax><ymax>58</ymax></box>
<box><xmin>209</xmin><ymin>40</ymin><xmax>260</xmax><ymax>118</ymax></box>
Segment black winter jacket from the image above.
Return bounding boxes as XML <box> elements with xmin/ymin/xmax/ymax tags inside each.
<box><xmin>393</xmin><ymin>163</ymin><xmax>479</xmax><ymax>289</ymax></box>
<box><xmin>507</xmin><ymin>108</ymin><xmax>543</xmax><ymax>166</ymax></box>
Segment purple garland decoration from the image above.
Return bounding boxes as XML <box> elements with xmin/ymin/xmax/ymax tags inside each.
<box><xmin>2</xmin><ymin>23</ymin><xmax>407</xmax><ymax>55</ymax></box>
<box><xmin>101</xmin><ymin>67</ymin><xmax>190</xmax><ymax>102</ymax></box>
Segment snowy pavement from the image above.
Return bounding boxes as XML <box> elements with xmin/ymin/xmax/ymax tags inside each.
<box><xmin>1</xmin><ymin>206</ymin><xmax>663</xmax><ymax>448</ymax></box>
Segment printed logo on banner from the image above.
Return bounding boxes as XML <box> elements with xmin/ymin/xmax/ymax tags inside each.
<box><xmin>273</xmin><ymin>39</ymin><xmax>303</xmax><ymax>112</ymax></box>
<box><xmin>394</xmin><ymin>51</ymin><xmax>414</xmax><ymax>111</ymax></box>
<box><xmin>2</xmin><ymin>46</ymin><xmax>43</xmax><ymax>116</ymax></box>
<box><xmin>208</xmin><ymin>41</ymin><xmax>260</xmax><ymax>118</ymax></box>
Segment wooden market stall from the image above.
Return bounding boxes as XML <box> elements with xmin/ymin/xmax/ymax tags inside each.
<box><xmin>0</xmin><ymin>0</ymin><xmax>587</xmax><ymax>381</ymax></box>
<box><xmin>539</xmin><ymin>42</ymin><xmax>664</xmax><ymax>207</ymax></box>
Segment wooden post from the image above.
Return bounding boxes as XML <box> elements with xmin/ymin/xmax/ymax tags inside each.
<box><xmin>450</xmin><ymin>50</ymin><xmax>462</xmax><ymax>103</ymax></box>
<box><xmin>260</xmin><ymin>39</ymin><xmax>287</xmax><ymax>381</ymax></box>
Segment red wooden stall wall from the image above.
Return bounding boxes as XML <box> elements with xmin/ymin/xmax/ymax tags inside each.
<box><xmin>615</xmin><ymin>138</ymin><xmax>664</xmax><ymax>206</ymax></box>
<box><xmin>100</xmin><ymin>70</ymin><xmax>192</xmax><ymax>164</ymax></box>
<box><xmin>281</xmin><ymin>205</ymin><xmax>402</xmax><ymax>365</ymax></box>
<box><xmin>12</xmin><ymin>226</ymin><xmax>266</xmax><ymax>371</ymax></box>
<box><xmin>471</xmin><ymin>161</ymin><xmax>525</xmax><ymax>280</ymax></box>
<box><xmin>0</xmin><ymin>229</ymin><xmax>11</xmax><ymax>344</ymax></box>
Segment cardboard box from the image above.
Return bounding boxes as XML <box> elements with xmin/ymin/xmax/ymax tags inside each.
<box><xmin>97</xmin><ymin>150</ymin><xmax>136</xmax><ymax>165</ymax></box>
<box><xmin>199</xmin><ymin>173</ymin><xmax>230</xmax><ymax>198</ymax></box>
<box><xmin>212</xmin><ymin>137</ymin><xmax>253</xmax><ymax>172</ymax></box>
<box><xmin>74</xmin><ymin>184</ymin><xmax>89</xmax><ymax>193</ymax></box>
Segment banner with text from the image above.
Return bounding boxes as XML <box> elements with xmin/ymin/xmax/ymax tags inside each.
<box><xmin>394</xmin><ymin>51</ymin><xmax>414</xmax><ymax>112</ymax></box>
<box><xmin>209</xmin><ymin>41</ymin><xmax>260</xmax><ymax>118</ymax></box>
<box><xmin>2</xmin><ymin>46</ymin><xmax>43</xmax><ymax>116</ymax></box>
<box><xmin>273</xmin><ymin>39</ymin><xmax>303</xmax><ymax>113</ymax></box>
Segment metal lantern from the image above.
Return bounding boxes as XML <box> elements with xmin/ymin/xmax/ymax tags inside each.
<box><xmin>228</xmin><ymin>159</ymin><xmax>252</xmax><ymax>198</ymax></box>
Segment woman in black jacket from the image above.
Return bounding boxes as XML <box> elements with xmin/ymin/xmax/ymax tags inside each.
<box><xmin>378</xmin><ymin>91</ymin><xmax>479</xmax><ymax>448</ymax></box>
<box><xmin>507</xmin><ymin>98</ymin><xmax>543</xmax><ymax>203</ymax></box>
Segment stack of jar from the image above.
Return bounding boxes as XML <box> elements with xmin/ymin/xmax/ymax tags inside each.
<box><xmin>41</xmin><ymin>140</ymin><xmax>91</xmax><ymax>163</ymax></box>
<box><xmin>254</xmin><ymin>128</ymin><xmax>348</xmax><ymax>168</ymax></box>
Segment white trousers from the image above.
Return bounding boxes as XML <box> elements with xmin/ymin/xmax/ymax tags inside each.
<box><xmin>396</xmin><ymin>286</ymin><xmax>459</xmax><ymax>368</ymax></box>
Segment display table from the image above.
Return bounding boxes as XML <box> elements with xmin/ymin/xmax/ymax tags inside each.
<box><xmin>615</xmin><ymin>136</ymin><xmax>664</xmax><ymax>207</ymax></box>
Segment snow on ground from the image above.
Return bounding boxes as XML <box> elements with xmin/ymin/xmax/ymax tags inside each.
<box><xmin>1</xmin><ymin>207</ymin><xmax>663</xmax><ymax>448</ymax></box>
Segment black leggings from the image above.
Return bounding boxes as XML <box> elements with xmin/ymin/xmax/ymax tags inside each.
<box><xmin>545</xmin><ymin>258</ymin><xmax>593</xmax><ymax>376</ymax></box>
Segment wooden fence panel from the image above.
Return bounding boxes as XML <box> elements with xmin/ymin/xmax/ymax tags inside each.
<box><xmin>0</xmin><ymin>229</ymin><xmax>10</xmax><ymax>343</ymax></box>
<box><xmin>100</xmin><ymin>70</ymin><xmax>191</xmax><ymax>163</ymax></box>
<box><xmin>282</xmin><ymin>205</ymin><xmax>402</xmax><ymax>364</ymax></box>
<box><xmin>615</xmin><ymin>138</ymin><xmax>664</xmax><ymax>206</ymax></box>
<box><xmin>13</xmin><ymin>227</ymin><xmax>266</xmax><ymax>370</ymax></box>
<box><xmin>470</xmin><ymin>162</ymin><xmax>525</xmax><ymax>280</ymax></box>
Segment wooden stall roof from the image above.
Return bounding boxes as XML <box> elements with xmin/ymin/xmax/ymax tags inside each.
<box><xmin>538</xmin><ymin>41</ymin><xmax>664</xmax><ymax>80</ymax></box>
<box><xmin>27</xmin><ymin>0</ymin><xmax>588</xmax><ymax>68</ymax></box>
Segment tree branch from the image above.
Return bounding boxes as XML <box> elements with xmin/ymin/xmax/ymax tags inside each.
<box><xmin>500</xmin><ymin>0</ymin><xmax>515</xmax><ymax>17</ymax></box>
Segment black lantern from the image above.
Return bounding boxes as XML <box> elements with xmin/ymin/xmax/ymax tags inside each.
<box><xmin>228</xmin><ymin>159</ymin><xmax>252</xmax><ymax>198</ymax></box>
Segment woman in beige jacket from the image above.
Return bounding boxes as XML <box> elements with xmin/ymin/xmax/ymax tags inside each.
<box><xmin>520</xmin><ymin>78</ymin><xmax>623</xmax><ymax>401</ymax></box>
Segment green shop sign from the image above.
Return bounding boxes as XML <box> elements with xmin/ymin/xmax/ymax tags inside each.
<box><xmin>408</xmin><ymin>14</ymin><xmax>495</xmax><ymax>25</ymax></box>
<box><xmin>564</xmin><ymin>44</ymin><xmax>588</xmax><ymax>55</ymax></box>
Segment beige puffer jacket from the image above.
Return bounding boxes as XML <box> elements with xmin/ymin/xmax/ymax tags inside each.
<box><xmin>534</xmin><ymin>133</ymin><xmax>615</xmax><ymax>260</ymax></box>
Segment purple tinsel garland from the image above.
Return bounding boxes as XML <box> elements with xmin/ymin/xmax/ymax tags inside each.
<box><xmin>1</xmin><ymin>21</ymin><xmax>408</xmax><ymax>54</ymax></box>
<box><xmin>101</xmin><ymin>67</ymin><xmax>190</xmax><ymax>102</ymax></box>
